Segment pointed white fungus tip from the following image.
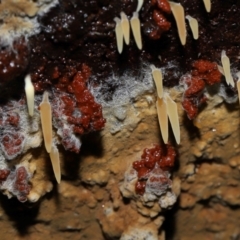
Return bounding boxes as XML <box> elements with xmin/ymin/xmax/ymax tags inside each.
<box><xmin>50</xmin><ymin>145</ymin><xmax>61</xmax><ymax>184</ymax></box>
<box><xmin>24</xmin><ymin>74</ymin><xmax>35</xmax><ymax>117</ymax></box>
<box><xmin>156</xmin><ymin>98</ymin><xmax>168</xmax><ymax>144</ymax></box>
<box><xmin>203</xmin><ymin>0</ymin><xmax>211</xmax><ymax>13</ymax></box>
<box><xmin>40</xmin><ymin>91</ymin><xmax>52</xmax><ymax>153</ymax></box>
<box><xmin>151</xmin><ymin>65</ymin><xmax>163</xmax><ymax>99</ymax></box>
<box><xmin>186</xmin><ymin>15</ymin><xmax>199</xmax><ymax>40</ymax></box>
<box><xmin>130</xmin><ymin>12</ymin><xmax>142</xmax><ymax>50</ymax></box>
<box><xmin>221</xmin><ymin>50</ymin><xmax>234</xmax><ymax>87</ymax></box>
<box><xmin>114</xmin><ymin>17</ymin><xmax>123</xmax><ymax>54</ymax></box>
<box><xmin>120</xmin><ymin>12</ymin><xmax>130</xmax><ymax>45</ymax></box>
<box><xmin>165</xmin><ymin>94</ymin><xmax>180</xmax><ymax>144</ymax></box>
<box><xmin>169</xmin><ymin>1</ymin><xmax>186</xmax><ymax>45</ymax></box>
<box><xmin>136</xmin><ymin>0</ymin><xmax>144</xmax><ymax>12</ymax></box>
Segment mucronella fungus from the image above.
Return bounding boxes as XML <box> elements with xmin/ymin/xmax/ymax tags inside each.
<box><xmin>39</xmin><ymin>92</ymin><xmax>52</xmax><ymax>154</ymax></box>
<box><xmin>24</xmin><ymin>74</ymin><xmax>35</xmax><ymax>117</ymax></box>
<box><xmin>186</xmin><ymin>15</ymin><xmax>199</xmax><ymax>40</ymax></box>
<box><xmin>169</xmin><ymin>1</ymin><xmax>186</xmax><ymax>45</ymax></box>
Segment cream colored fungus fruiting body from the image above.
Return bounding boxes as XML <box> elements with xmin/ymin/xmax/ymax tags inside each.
<box><xmin>165</xmin><ymin>94</ymin><xmax>180</xmax><ymax>144</ymax></box>
<box><xmin>156</xmin><ymin>97</ymin><xmax>168</xmax><ymax>144</ymax></box>
<box><xmin>151</xmin><ymin>65</ymin><xmax>163</xmax><ymax>98</ymax></box>
<box><xmin>39</xmin><ymin>91</ymin><xmax>52</xmax><ymax>153</ymax></box>
<box><xmin>114</xmin><ymin>17</ymin><xmax>123</xmax><ymax>54</ymax></box>
<box><xmin>136</xmin><ymin>0</ymin><xmax>143</xmax><ymax>12</ymax></box>
<box><xmin>130</xmin><ymin>12</ymin><xmax>142</xmax><ymax>50</ymax></box>
<box><xmin>120</xmin><ymin>12</ymin><xmax>130</xmax><ymax>45</ymax></box>
<box><xmin>221</xmin><ymin>50</ymin><xmax>234</xmax><ymax>87</ymax></box>
<box><xmin>169</xmin><ymin>2</ymin><xmax>186</xmax><ymax>45</ymax></box>
<box><xmin>186</xmin><ymin>15</ymin><xmax>199</xmax><ymax>40</ymax></box>
<box><xmin>24</xmin><ymin>74</ymin><xmax>35</xmax><ymax>117</ymax></box>
<box><xmin>50</xmin><ymin>145</ymin><xmax>61</xmax><ymax>184</ymax></box>
<box><xmin>203</xmin><ymin>0</ymin><xmax>211</xmax><ymax>12</ymax></box>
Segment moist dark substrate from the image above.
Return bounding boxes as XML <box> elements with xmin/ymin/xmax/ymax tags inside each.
<box><xmin>1</xmin><ymin>0</ymin><xmax>240</xmax><ymax>101</ymax></box>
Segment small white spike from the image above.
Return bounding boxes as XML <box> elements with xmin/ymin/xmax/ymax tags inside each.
<box><xmin>40</xmin><ymin>92</ymin><xmax>52</xmax><ymax>153</ymax></box>
<box><xmin>151</xmin><ymin>65</ymin><xmax>163</xmax><ymax>99</ymax></box>
<box><xmin>24</xmin><ymin>74</ymin><xmax>35</xmax><ymax>117</ymax></box>
<box><xmin>236</xmin><ymin>72</ymin><xmax>240</xmax><ymax>106</ymax></box>
<box><xmin>165</xmin><ymin>94</ymin><xmax>180</xmax><ymax>144</ymax></box>
<box><xmin>136</xmin><ymin>0</ymin><xmax>144</xmax><ymax>12</ymax></box>
<box><xmin>221</xmin><ymin>50</ymin><xmax>234</xmax><ymax>87</ymax></box>
<box><xmin>156</xmin><ymin>98</ymin><xmax>168</xmax><ymax>144</ymax></box>
<box><xmin>169</xmin><ymin>2</ymin><xmax>187</xmax><ymax>45</ymax></box>
<box><xmin>120</xmin><ymin>12</ymin><xmax>130</xmax><ymax>45</ymax></box>
<box><xmin>114</xmin><ymin>17</ymin><xmax>124</xmax><ymax>54</ymax></box>
<box><xmin>50</xmin><ymin>145</ymin><xmax>61</xmax><ymax>184</ymax></box>
<box><xmin>186</xmin><ymin>15</ymin><xmax>199</xmax><ymax>40</ymax></box>
<box><xmin>203</xmin><ymin>0</ymin><xmax>211</xmax><ymax>12</ymax></box>
<box><xmin>130</xmin><ymin>12</ymin><xmax>142</xmax><ymax>50</ymax></box>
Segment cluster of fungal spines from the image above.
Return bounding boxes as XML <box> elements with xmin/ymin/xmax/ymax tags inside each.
<box><xmin>151</xmin><ymin>65</ymin><xmax>180</xmax><ymax>144</ymax></box>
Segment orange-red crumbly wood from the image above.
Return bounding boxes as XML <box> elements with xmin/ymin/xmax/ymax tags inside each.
<box><xmin>148</xmin><ymin>0</ymin><xmax>171</xmax><ymax>40</ymax></box>
<box><xmin>132</xmin><ymin>144</ymin><xmax>176</xmax><ymax>195</ymax></box>
<box><xmin>182</xmin><ymin>60</ymin><xmax>221</xmax><ymax>120</ymax></box>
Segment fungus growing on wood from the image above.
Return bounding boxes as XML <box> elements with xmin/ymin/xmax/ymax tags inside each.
<box><xmin>203</xmin><ymin>0</ymin><xmax>211</xmax><ymax>12</ymax></box>
<box><xmin>151</xmin><ymin>65</ymin><xmax>163</xmax><ymax>98</ymax></box>
<box><xmin>39</xmin><ymin>92</ymin><xmax>52</xmax><ymax>153</ymax></box>
<box><xmin>114</xmin><ymin>17</ymin><xmax>123</xmax><ymax>54</ymax></box>
<box><xmin>169</xmin><ymin>2</ymin><xmax>186</xmax><ymax>45</ymax></box>
<box><xmin>120</xmin><ymin>12</ymin><xmax>130</xmax><ymax>45</ymax></box>
<box><xmin>221</xmin><ymin>50</ymin><xmax>234</xmax><ymax>87</ymax></box>
<box><xmin>50</xmin><ymin>145</ymin><xmax>61</xmax><ymax>184</ymax></box>
<box><xmin>130</xmin><ymin>12</ymin><xmax>142</xmax><ymax>50</ymax></box>
<box><xmin>186</xmin><ymin>15</ymin><xmax>199</xmax><ymax>40</ymax></box>
<box><xmin>24</xmin><ymin>74</ymin><xmax>35</xmax><ymax>117</ymax></box>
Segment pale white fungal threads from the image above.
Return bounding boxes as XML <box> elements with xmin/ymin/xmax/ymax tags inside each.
<box><xmin>186</xmin><ymin>15</ymin><xmax>199</xmax><ymax>40</ymax></box>
<box><xmin>203</xmin><ymin>0</ymin><xmax>211</xmax><ymax>12</ymax></box>
<box><xmin>40</xmin><ymin>92</ymin><xmax>52</xmax><ymax>153</ymax></box>
<box><xmin>169</xmin><ymin>2</ymin><xmax>186</xmax><ymax>45</ymax></box>
<box><xmin>120</xmin><ymin>12</ymin><xmax>130</xmax><ymax>45</ymax></box>
<box><xmin>151</xmin><ymin>65</ymin><xmax>163</xmax><ymax>98</ymax></box>
<box><xmin>130</xmin><ymin>12</ymin><xmax>142</xmax><ymax>50</ymax></box>
<box><xmin>156</xmin><ymin>98</ymin><xmax>168</xmax><ymax>144</ymax></box>
<box><xmin>24</xmin><ymin>74</ymin><xmax>35</xmax><ymax>117</ymax></box>
<box><xmin>50</xmin><ymin>145</ymin><xmax>61</xmax><ymax>184</ymax></box>
<box><xmin>114</xmin><ymin>17</ymin><xmax>124</xmax><ymax>54</ymax></box>
<box><xmin>221</xmin><ymin>50</ymin><xmax>234</xmax><ymax>87</ymax></box>
<box><xmin>136</xmin><ymin>0</ymin><xmax>144</xmax><ymax>12</ymax></box>
<box><xmin>165</xmin><ymin>94</ymin><xmax>180</xmax><ymax>144</ymax></box>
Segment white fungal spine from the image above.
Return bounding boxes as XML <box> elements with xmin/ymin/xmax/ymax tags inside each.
<box><xmin>40</xmin><ymin>92</ymin><xmax>52</xmax><ymax>153</ymax></box>
<box><xmin>151</xmin><ymin>65</ymin><xmax>163</xmax><ymax>98</ymax></box>
<box><xmin>136</xmin><ymin>0</ymin><xmax>144</xmax><ymax>12</ymax></box>
<box><xmin>50</xmin><ymin>144</ymin><xmax>61</xmax><ymax>184</ymax></box>
<box><xmin>114</xmin><ymin>17</ymin><xmax>124</xmax><ymax>54</ymax></box>
<box><xmin>24</xmin><ymin>74</ymin><xmax>35</xmax><ymax>117</ymax></box>
<box><xmin>165</xmin><ymin>94</ymin><xmax>180</xmax><ymax>144</ymax></box>
<box><xmin>156</xmin><ymin>97</ymin><xmax>168</xmax><ymax>144</ymax></box>
<box><xmin>203</xmin><ymin>0</ymin><xmax>211</xmax><ymax>12</ymax></box>
<box><xmin>169</xmin><ymin>2</ymin><xmax>187</xmax><ymax>46</ymax></box>
<box><xmin>221</xmin><ymin>50</ymin><xmax>234</xmax><ymax>87</ymax></box>
<box><xmin>186</xmin><ymin>15</ymin><xmax>199</xmax><ymax>40</ymax></box>
<box><xmin>120</xmin><ymin>12</ymin><xmax>130</xmax><ymax>45</ymax></box>
<box><xmin>130</xmin><ymin>12</ymin><xmax>142</xmax><ymax>50</ymax></box>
